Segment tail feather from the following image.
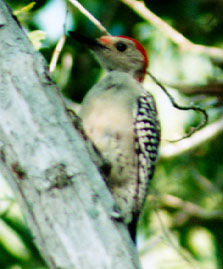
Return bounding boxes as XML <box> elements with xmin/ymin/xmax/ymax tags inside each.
<box><xmin>128</xmin><ymin>213</ymin><xmax>139</xmax><ymax>244</ymax></box>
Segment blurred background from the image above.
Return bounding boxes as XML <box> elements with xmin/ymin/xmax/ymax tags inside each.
<box><xmin>1</xmin><ymin>0</ymin><xmax>223</xmax><ymax>268</ymax></box>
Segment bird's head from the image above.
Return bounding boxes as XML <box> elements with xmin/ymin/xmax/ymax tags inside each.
<box><xmin>70</xmin><ymin>32</ymin><xmax>148</xmax><ymax>82</ymax></box>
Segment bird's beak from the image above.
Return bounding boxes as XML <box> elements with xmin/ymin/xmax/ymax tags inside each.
<box><xmin>69</xmin><ymin>31</ymin><xmax>108</xmax><ymax>50</ymax></box>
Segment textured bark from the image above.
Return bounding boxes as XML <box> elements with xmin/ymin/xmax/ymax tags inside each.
<box><xmin>0</xmin><ymin>1</ymin><xmax>141</xmax><ymax>268</ymax></box>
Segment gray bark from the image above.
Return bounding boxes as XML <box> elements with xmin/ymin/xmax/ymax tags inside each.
<box><xmin>0</xmin><ymin>1</ymin><xmax>141</xmax><ymax>268</ymax></box>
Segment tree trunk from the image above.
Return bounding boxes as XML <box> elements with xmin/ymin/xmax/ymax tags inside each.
<box><xmin>0</xmin><ymin>1</ymin><xmax>141</xmax><ymax>268</ymax></box>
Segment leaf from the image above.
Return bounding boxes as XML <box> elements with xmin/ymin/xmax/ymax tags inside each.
<box><xmin>13</xmin><ymin>2</ymin><xmax>36</xmax><ymax>16</ymax></box>
<box><xmin>28</xmin><ymin>30</ymin><xmax>47</xmax><ymax>50</ymax></box>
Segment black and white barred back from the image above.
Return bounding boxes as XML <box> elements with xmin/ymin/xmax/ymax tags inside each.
<box><xmin>128</xmin><ymin>91</ymin><xmax>160</xmax><ymax>242</ymax></box>
<box><xmin>134</xmin><ymin>91</ymin><xmax>161</xmax><ymax>212</ymax></box>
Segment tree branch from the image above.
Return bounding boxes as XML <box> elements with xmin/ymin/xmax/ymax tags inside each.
<box><xmin>166</xmin><ymin>82</ymin><xmax>223</xmax><ymax>98</ymax></box>
<box><xmin>121</xmin><ymin>0</ymin><xmax>223</xmax><ymax>62</ymax></box>
<box><xmin>161</xmin><ymin>118</ymin><xmax>223</xmax><ymax>159</ymax></box>
<box><xmin>0</xmin><ymin>1</ymin><xmax>141</xmax><ymax>268</ymax></box>
<box><xmin>160</xmin><ymin>194</ymin><xmax>223</xmax><ymax>221</ymax></box>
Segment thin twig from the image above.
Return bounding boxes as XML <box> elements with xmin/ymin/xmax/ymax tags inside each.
<box><xmin>68</xmin><ymin>0</ymin><xmax>110</xmax><ymax>36</ymax></box>
<box><xmin>50</xmin><ymin>0</ymin><xmax>110</xmax><ymax>72</ymax></box>
<box><xmin>147</xmin><ymin>71</ymin><xmax>208</xmax><ymax>142</ymax></box>
<box><xmin>49</xmin><ymin>35</ymin><xmax>67</xmax><ymax>73</ymax></box>
<box><xmin>121</xmin><ymin>0</ymin><xmax>223</xmax><ymax>61</ymax></box>
<box><xmin>154</xmin><ymin>209</ymin><xmax>194</xmax><ymax>265</ymax></box>
<box><xmin>49</xmin><ymin>5</ymin><xmax>69</xmax><ymax>73</ymax></box>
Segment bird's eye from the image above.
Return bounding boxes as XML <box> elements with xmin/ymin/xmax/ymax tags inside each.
<box><xmin>115</xmin><ymin>41</ymin><xmax>127</xmax><ymax>52</ymax></box>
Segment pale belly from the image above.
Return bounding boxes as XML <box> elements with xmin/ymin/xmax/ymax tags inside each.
<box><xmin>82</xmin><ymin>107</ymin><xmax>140</xmax><ymax>223</ymax></box>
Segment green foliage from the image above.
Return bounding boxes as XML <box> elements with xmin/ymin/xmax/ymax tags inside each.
<box><xmin>28</xmin><ymin>30</ymin><xmax>46</xmax><ymax>50</ymax></box>
<box><xmin>139</xmin><ymin>133</ymin><xmax>223</xmax><ymax>268</ymax></box>
<box><xmin>0</xmin><ymin>197</ymin><xmax>46</xmax><ymax>268</ymax></box>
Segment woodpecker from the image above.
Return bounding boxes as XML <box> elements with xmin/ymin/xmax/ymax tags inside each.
<box><xmin>70</xmin><ymin>32</ymin><xmax>161</xmax><ymax>242</ymax></box>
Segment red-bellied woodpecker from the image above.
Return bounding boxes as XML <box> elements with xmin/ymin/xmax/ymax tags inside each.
<box><xmin>70</xmin><ymin>32</ymin><xmax>161</xmax><ymax>242</ymax></box>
